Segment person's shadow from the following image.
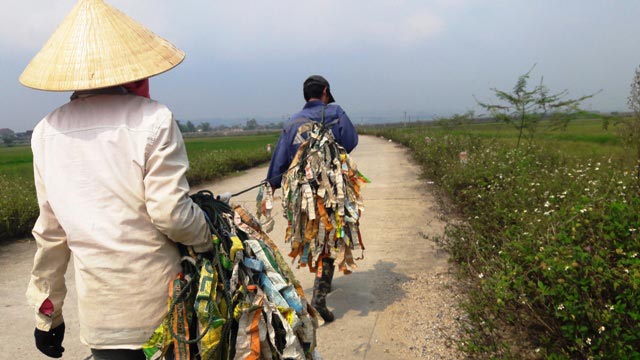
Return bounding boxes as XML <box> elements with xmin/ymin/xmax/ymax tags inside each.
<box><xmin>307</xmin><ymin>260</ymin><xmax>413</xmax><ymax>320</ymax></box>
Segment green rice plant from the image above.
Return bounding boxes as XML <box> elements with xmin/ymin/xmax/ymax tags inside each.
<box><xmin>0</xmin><ymin>146</ymin><xmax>37</xmax><ymax>240</ymax></box>
<box><xmin>184</xmin><ymin>134</ymin><xmax>278</xmax><ymax>185</ymax></box>
<box><xmin>186</xmin><ymin>148</ymin><xmax>272</xmax><ymax>186</ymax></box>
<box><xmin>0</xmin><ymin>173</ymin><xmax>38</xmax><ymax>240</ymax></box>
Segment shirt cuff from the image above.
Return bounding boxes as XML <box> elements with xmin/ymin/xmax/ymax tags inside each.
<box><xmin>192</xmin><ymin>227</ymin><xmax>213</xmax><ymax>253</ymax></box>
<box><xmin>35</xmin><ymin>309</ymin><xmax>64</xmax><ymax>331</ymax></box>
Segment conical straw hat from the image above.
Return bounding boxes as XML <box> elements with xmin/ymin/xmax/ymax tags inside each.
<box><xmin>19</xmin><ymin>0</ymin><xmax>185</xmax><ymax>91</ymax></box>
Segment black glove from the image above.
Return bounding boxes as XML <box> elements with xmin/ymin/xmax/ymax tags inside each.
<box><xmin>34</xmin><ymin>323</ymin><xmax>65</xmax><ymax>358</ymax></box>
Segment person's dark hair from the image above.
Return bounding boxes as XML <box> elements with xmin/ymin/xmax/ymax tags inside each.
<box><xmin>304</xmin><ymin>83</ymin><xmax>325</xmax><ymax>101</ymax></box>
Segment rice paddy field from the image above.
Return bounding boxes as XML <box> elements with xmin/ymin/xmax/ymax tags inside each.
<box><xmin>361</xmin><ymin>116</ymin><xmax>640</xmax><ymax>359</ymax></box>
<box><xmin>0</xmin><ymin>133</ymin><xmax>279</xmax><ymax>241</ymax></box>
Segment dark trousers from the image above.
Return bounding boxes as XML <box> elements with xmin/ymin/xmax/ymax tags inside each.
<box><xmin>91</xmin><ymin>348</ymin><xmax>178</xmax><ymax>360</ymax></box>
<box><xmin>90</xmin><ymin>349</ymin><xmax>146</xmax><ymax>360</ymax></box>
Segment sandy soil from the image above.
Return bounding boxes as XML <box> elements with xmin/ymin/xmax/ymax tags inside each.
<box><xmin>0</xmin><ymin>135</ymin><xmax>464</xmax><ymax>359</ymax></box>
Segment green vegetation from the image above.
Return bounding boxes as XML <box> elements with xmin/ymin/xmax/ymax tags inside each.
<box><xmin>362</xmin><ymin>117</ymin><xmax>639</xmax><ymax>359</ymax></box>
<box><xmin>434</xmin><ymin>118</ymin><xmax>626</xmax><ymax>157</ymax></box>
<box><xmin>0</xmin><ymin>146</ymin><xmax>37</xmax><ymax>241</ymax></box>
<box><xmin>475</xmin><ymin>66</ymin><xmax>596</xmax><ymax>148</ymax></box>
<box><xmin>185</xmin><ymin>134</ymin><xmax>278</xmax><ymax>185</ymax></box>
<box><xmin>0</xmin><ymin>133</ymin><xmax>279</xmax><ymax>241</ymax></box>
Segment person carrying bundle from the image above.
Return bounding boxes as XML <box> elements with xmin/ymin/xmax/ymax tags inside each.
<box><xmin>21</xmin><ymin>1</ymin><xmax>212</xmax><ymax>359</ymax></box>
<box><xmin>265</xmin><ymin>76</ymin><xmax>359</xmax><ymax>323</ymax></box>
<box><xmin>142</xmin><ymin>191</ymin><xmax>320</xmax><ymax>360</ymax></box>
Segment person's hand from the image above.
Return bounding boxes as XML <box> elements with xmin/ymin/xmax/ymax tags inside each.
<box><xmin>34</xmin><ymin>323</ymin><xmax>65</xmax><ymax>358</ymax></box>
<box><xmin>216</xmin><ymin>191</ymin><xmax>232</xmax><ymax>204</ymax></box>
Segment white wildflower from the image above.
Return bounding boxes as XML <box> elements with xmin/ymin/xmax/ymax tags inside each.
<box><xmin>598</xmin><ymin>326</ymin><xmax>605</xmax><ymax>334</ymax></box>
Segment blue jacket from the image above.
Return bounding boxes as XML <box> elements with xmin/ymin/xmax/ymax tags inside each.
<box><xmin>266</xmin><ymin>100</ymin><xmax>358</xmax><ymax>189</ymax></box>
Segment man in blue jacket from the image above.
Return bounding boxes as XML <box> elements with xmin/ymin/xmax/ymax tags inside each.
<box><xmin>266</xmin><ymin>75</ymin><xmax>358</xmax><ymax>322</ymax></box>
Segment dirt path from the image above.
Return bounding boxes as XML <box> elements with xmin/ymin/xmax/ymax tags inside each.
<box><xmin>0</xmin><ymin>135</ymin><xmax>463</xmax><ymax>359</ymax></box>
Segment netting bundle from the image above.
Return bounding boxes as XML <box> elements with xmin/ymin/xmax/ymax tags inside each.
<box><xmin>279</xmin><ymin>121</ymin><xmax>369</xmax><ymax>274</ymax></box>
<box><xmin>143</xmin><ymin>191</ymin><xmax>320</xmax><ymax>360</ymax></box>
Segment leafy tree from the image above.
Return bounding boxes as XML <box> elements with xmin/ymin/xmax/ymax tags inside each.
<box><xmin>0</xmin><ymin>129</ymin><xmax>16</xmax><ymax>147</ymax></box>
<box><xmin>175</xmin><ymin>120</ymin><xmax>188</xmax><ymax>133</ymax></box>
<box><xmin>198</xmin><ymin>122</ymin><xmax>211</xmax><ymax>132</ymax></box>
<box><xmin>1</xmin><ymin>134</ymin><xmax>16</xmax><ymax>147</ymax></box>
<box><xmin>476</xmin><ymin>65</ymin><xmax>596</xmax><ymax>148</ymax></box>
<box><xmin>244</xmin><ymin>118</ymin><xmax>258</xmax><ymax>130</ymax></box>
<box><xmin>185</xmin><ymin>121</ymin><xmax>196</xmax><ymax>133</ymax></box>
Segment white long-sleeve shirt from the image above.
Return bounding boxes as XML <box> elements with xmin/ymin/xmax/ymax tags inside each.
<box><xmin>26</xmin><ymin>92</ymin><xmax>211</xmax><ymax>349</ymax></box>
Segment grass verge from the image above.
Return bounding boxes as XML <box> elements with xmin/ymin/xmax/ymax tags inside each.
<box><xmin>362</xmin><ymin>120</ymin><xmax>640</xmax><ymax>359</ymax></box>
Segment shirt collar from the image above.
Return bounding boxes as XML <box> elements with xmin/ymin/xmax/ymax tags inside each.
<box><xmin>303</xmin><ymin>100</ymin><xmax>325</xmax><ymax>109</ymax></box>
<box><xmin>70</xmin><ymin>86</ymin><xmax>128</xmax><ymax>101</ymax></box>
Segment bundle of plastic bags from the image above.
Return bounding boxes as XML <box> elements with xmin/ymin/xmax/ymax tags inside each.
<box><xmin>143</xmin><ymin>191</ymin><xmax>320</xmax><ymax>360</ymax></box>
<box><xmin>278</xmin><ymin>122</ymin><xmax>370</xmax><ymax>274</ymax></box>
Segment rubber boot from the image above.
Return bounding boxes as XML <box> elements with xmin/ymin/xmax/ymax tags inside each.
<box><xmin>326</xmin><ymin>258</ymin><xmax>335</xmax><ymax>292</ymax></box>
<box><xmin>312</xmin><ymin>258</ymin><xmax>335</xmax><ymax>323</ymax></box>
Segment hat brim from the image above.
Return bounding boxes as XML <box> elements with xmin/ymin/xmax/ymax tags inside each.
<box><xmin>19</xmin><ymin>0</ymin><xmax>185</xmax><ymax>92</ymax></box>
<box><xmin>326</xmin><ymin>89</ymin><xmax>335</xmax><ymax>104</ymax></box>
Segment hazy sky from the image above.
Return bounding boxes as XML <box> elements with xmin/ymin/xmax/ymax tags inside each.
<box><xmin>1</xmin><ymin>0</ymin><xmax>639</xmax><ymax>131</ymax></box>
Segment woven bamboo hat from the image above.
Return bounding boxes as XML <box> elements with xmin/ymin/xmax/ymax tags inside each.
<box><xmin>19</xmin><ymin>0</ymin><xmax>185</xmax><ymax>91</ymax></box>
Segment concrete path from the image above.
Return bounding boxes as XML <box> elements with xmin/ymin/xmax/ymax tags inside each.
<box><xmin>0</xmin><ymin>135</ymin><xmax>462</xmax><ymax>359</ymax></box>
